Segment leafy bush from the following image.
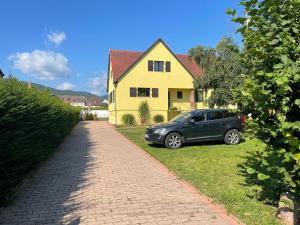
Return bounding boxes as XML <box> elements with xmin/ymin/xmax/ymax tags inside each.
<box><xmin>190</xmin><ymin>37</ymin><xmax>244</xmax><ymax>107</ymax></box>
<box><xmin>0</xmin><ymin>77</ymin><xmax>80</xmax><ymax>206</ymax></box>
<box><xmin>229</xmin><ymin>0</ymin><xmax>300</xmax><ymax>198</ymax></box>
<box><xmin>85</xmin><ymin>113</ymin><xmax>94</xmax><ymax>120</ymax></box>
<box><xmin>138</xmin><ymin>101</ymin><xmax>150</xmax><ymax>125</ymax></box>
<box><xmin>91</xmin><ymin>105</ymin><xmax>108</xmax><ymax>110</ymax></box>
<box><xmin>122</xmin><ymin>114</ymin><xmax>136</xmax><ymax>126</ymax></box>
<box><xmin>153</xmin><ymin>114</ymin><xmax>164</xmax><ymax>123</ymax></box>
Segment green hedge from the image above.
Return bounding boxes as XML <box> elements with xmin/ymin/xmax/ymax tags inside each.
<box><xmin>0</xmin><ymin>78</ymin><xmax>80</xmax><ymax>206</ymax></box>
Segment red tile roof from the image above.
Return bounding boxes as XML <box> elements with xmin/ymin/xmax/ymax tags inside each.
<box><xmin>109</xmin><ymin>49</ymin><xmax>202</xmax><ymax>82</ymax></box>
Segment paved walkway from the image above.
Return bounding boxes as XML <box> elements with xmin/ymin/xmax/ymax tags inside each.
<box><xmin>0</xmin><ymin>122</ymin><xmax>242</xmax><ymax>225</ymax></box>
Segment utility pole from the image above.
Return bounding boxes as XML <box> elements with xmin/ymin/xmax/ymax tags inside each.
<box><xmin>28</xmin><ymin>75</ymin><xmax>32</xmax><ymax>89</ymax></box>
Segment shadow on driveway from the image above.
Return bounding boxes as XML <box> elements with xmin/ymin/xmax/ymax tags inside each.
<box><xmin>0</xmin><ymin>122</ymin><xmax>96</xmax><ymax>225</ymax></box>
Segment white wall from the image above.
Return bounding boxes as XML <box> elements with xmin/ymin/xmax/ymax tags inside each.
<box><xmin>71</xmin><ymin>102</ymin><xmax>85</xmax><ymax>107</ymax></box>
<box><xmin>89</xmin><ymin>110</ymin><xmax>109</xmax><ymax>118</ymax></box>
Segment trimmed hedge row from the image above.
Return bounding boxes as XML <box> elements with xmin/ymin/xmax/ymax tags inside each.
<box><xmin>0</xmin><ymin>78</ymin><xmax>80</xmax><ymax>206</ymax></box>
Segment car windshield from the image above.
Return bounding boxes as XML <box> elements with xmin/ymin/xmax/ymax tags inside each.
<box><xmin>171</xmin><ymin>112</ymin><xmax>192</xmax><ymax>123</ymax></box>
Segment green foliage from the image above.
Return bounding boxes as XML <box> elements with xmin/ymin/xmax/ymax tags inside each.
<box><xmin>230</xmin><ymin>0</ymin><xmax>300</xmax><ymax>197</ymax></box>
<box><xmin>189</xmin><ymin>37</ymin><xmax>244</xmax><ymax>107</ymax></box>
<box><xmin>138</xmin><ymin>101</ymin><xmax>150</xmax><ymax>125</ymax></box>
<box><xmin>122</xmin><ymin>114</ymin><xmax>136</xmax><ymax>126</ymax></box>
<box><xmin>85</xmin><ymin>113</ymin><xmax>94</xmax><ymax>120</ymax></box>
<box><xmin>0</xmin><ymin>77</ymin><xmax>80</xmax><ymax>206</ymax></box>
<box><xmin>153</xmin><ymin>114</ymin><xmax>164</xmax><ymax>123</ymax></box>
<box><xmin>91</xmin><ymin>105</ymin><xmax>108</xmax><ymax>110</ymax></box>
<box><xmin>0</xmin><ymin>69</ymin><xmax>4</xmax><ymax>78</ymax></box>
<box><xmin>170</xmin><ymin>106</ymin><xmax>178</xmax><ymax>111</ymax></box>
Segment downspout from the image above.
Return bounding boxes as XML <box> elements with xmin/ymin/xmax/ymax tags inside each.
<box><xmin>115</xmin><ymin>82</ymin><xmax>118</xmax><ymax>126</ymax></box>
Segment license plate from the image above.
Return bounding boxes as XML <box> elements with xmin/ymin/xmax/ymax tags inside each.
<box><xmin>145</xmin><ymin>134</ymin><xmax>149</xmax><ymax>138</ymax></box>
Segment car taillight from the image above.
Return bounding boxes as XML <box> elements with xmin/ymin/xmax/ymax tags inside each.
<box><xmin>242</xmin><ymin>115</ymin><xmax>246</xmax><ymax>124</ymax></box>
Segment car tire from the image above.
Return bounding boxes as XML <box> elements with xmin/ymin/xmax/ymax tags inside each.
<box><xmin>165</xmin><ymin>132</ymin><xmax>183</xmax><ymax>149</ymax></box>
<box><xmin>224</xmin><ymin>129</ymin><xmax>241</xmax><ymax>145</ymax></box>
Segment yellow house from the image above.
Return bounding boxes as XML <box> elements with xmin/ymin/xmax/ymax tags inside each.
<box><xmin>107</xmin><ymin>38</ymin><xmax>209</xmax><ymax>125</ymax></box>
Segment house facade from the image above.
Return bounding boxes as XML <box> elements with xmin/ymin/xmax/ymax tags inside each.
<box><xmin>107</xmin><ymin>39</ymin><xmax>210</xmax><ymax>125</ymax></box>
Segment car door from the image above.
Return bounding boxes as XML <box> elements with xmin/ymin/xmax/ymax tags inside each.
<box><xmin>205</xmin><ymin>111</ymin><xmax>225</xmax><ymax>139</ymax></box>
<box><xmin>183</xmin><ymin>111</ymin><xmax>207</xmax><ymax>141</ymax></box>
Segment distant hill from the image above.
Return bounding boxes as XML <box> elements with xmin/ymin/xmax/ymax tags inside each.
<box><xmin>32</xmin><ymin>83</ymin><xmax>107</xmax><ymax>99</ymax></box>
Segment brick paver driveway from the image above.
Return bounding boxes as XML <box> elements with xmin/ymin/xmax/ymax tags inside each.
<box><xmin>0</xmin><ymin>121</ymin><xmax>243</xmax><ymax>225</ymax></box>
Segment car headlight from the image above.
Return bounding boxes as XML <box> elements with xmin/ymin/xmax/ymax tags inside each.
<box><xmin>153</xmin><ymin>128</ymin><xmax>166</xmax><ymax>134</ymax></box>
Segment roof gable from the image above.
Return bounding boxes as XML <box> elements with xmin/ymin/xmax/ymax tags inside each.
<box><xmin>109</xmin><ymin>39</ymin><xmax>202</xmax><ymax>83</ymax></box>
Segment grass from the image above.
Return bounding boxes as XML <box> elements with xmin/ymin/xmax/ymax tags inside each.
<box><xmin>117</xmin><ymin>127</ymin><xmax>282</xmax><ymax>225</ymax></box>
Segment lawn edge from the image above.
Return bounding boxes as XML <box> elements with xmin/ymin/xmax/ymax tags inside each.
<box><xmin>113</xmin><ymin>123</ymin><xmax>246</xmax><ymax>225</ymax></box>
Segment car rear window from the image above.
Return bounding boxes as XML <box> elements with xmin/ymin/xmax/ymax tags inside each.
<box><xmin>207</xmin><ymin>110</ymin><xmax>237</xmax><ymax>120</ymax></box>
<box><xmin>207</xmin><ymin>111</ymin><xmax>224</xmax><ymax>120</ymax></box>
<box><xmin>223</xmin><ymin>111</ymin><xmax>236</xmax><ymax>118</ymax></box>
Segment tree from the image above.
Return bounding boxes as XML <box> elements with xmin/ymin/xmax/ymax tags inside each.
<box><xmin>228</xmin><ymin>0</ymin><xmax>300</xmax><ymax>197</ymax></box>
<box><xmin>0</xmin><ymin>69</ymin><xmax>4</xmax><ymax>78</ymax></box>
<box><xmin>189</xmin><ymin>37</ymin><xmax>244</xmax><ymax>107</ymax></box>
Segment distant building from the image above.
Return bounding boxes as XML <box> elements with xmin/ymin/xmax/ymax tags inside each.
<box><xmin>102</xmin><ymin>99</ymin><xmax>109</xmax><ymax>105</ymax></box>
<box><xmin>58</xmin><ymin>95</ymin><xmax>103</xmax><ymax>107</ymax></box>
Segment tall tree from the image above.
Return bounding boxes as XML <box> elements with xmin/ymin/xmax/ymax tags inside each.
<box><xmin>228</xmin><ymin>0</ymin><xmax>300</xmax><ymax>196</ymax></box>
<box><xmin>189</xmin><ymin>37</ymin><xmax>243</xmax><ymax>107</ymax></box>
<box><xmin>0</xmin><ymin>69</ymin><xmax>4</xmax><ymax>78</ymax></box>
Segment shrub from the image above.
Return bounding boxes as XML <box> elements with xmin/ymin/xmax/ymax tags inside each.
<box><xmin>0</xmin><ymin>77</ymin><xmax>80</xmax><ymax>206</ymax></box>
<box><xmin>229</xmin><ymin>0</ymin><xmax>300</xmax><ymax>198</ymax></box>
<box><xmin>122</xmin><ymin>114</ymin><xmax>136</xmax><ymax>126</ymax></box>
<box><xmin>138</xmin><ymin>101</ymin><xmax>150</xmax><ymax>125</ymax></box>
<box><xmin>91</xmin><ymin>105</ymin><xmax>108</xmax><ymax>110</ymax></box>
<box><xmin>85</xmin><ymin>113</ymin><xmax>94</xmax><ymax>120</ymax></box>
<box><xmin>153</xmin><ymin>114</ymin><xmax>164</xmax><ymax>123</ymax></box>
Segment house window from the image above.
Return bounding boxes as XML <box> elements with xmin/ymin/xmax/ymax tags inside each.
<box><xmin>138</xmin><ymin>88</ymin><xmax>150</xmax><ymax>97</ymax></box>
<box><xmin>152</xmin><ymin>88</ymin><xmax>159</xmax><ymax>97</ymax></box>
<box><xmin>177</xmin><ymin>91</ymin><xmax>183</xmax><ymax>99</ymax></box>
<box><xmin>154</xmin><ymin>61</ymin><xmax>164</xmax><ymax>72</ymax></box>
<box><xmin>112</xmin><ymin>90</ymin><xmax>114</xmax><ymax>103</ymax></box>
<box><xmin>109</xmin><ymin>92</ymin><xmax>112</xmax><ymax>103</ymax></box>
<box><xmin>130</xmin><ymin>87</ymin><xmax>137</xmax><ymax>97</ymax></box>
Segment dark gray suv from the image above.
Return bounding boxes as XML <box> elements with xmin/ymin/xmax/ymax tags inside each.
<box><xmin>145</xmin><ymin>109</ymin><xmax>245</xmax><ymax>149</ymax></box>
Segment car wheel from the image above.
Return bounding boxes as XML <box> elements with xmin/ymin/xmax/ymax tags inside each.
<box><xmin>224</xmin><ymin>129</ymin><xmax>241</xmax><ymax>145</ymax></box>
<box><xmin>165</xmin><ymin>132</ymin><xmax>183</xmax><ymax>149</ymax></box>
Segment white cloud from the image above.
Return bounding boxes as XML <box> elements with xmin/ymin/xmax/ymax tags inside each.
<box><xmin>88</xmin><ymin>73</ymin><xmax>107</xmax><ymax>96</ymax></box>
<box><xmin>8</xmin><ymin>50</ymin><xmax>69</xmax><ymax>80</ymax></box>
<box><xmin>57</xmin><ymin>82</ymin><xmax>76</xmax><ymax>90</ymax></box>
<box><xmin>47</xmin><ymin>31</ymin><xmax>66</xmax><ymax>47</ymax></box>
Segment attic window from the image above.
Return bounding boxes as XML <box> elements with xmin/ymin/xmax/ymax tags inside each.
<box><xmin>154</xmin><ymin>61</ymin><xmax>164</xmax><ymax>72</ymax></box>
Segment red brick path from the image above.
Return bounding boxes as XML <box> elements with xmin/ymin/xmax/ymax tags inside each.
<box><xmin>0</xmin><ymin>122</ymin><xmax>243</xmax><ymax>225</ymax></box>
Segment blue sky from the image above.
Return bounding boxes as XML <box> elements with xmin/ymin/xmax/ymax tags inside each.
<box><xmin>0</xmin><ymin>0</ymin><xmax>242</xmax><ymax>96</ymax></box>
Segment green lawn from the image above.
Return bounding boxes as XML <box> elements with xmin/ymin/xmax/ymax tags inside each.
<box><xmin>117</xmin><ymin>127</ymin><xmax>282</xmax><ymax>225</ymax></box>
